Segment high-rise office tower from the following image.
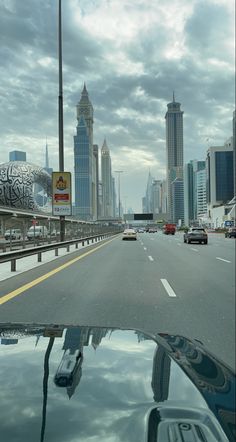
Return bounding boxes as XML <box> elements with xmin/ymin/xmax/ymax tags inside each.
<box><xmin>184</xmin><ymin>160</ymin><xmax>205</xmax><ymax>226</ymax></box>
<box><xmin>74</xmin><ymin>85</ymin><xmax>94</xmax><ymax>220</ymax></box>
<box><xmin>152</xmin><ymin>180</ymin><xmax>162</xmax><ymax>214</ymax></box>
<box><xmin>9</xmin><ymin>150</ymin><xmax>26</xmax><ymax>162</ymax></box>
<box><xmin>112</xmin><ymin>176</ymin><xmax>117</xmax><ymax>217</ymax></box>
<box><xmin>233</xmin><ymin>110</ymin><xmax>236</xmax><ymax>196</ymax></box>
<box><xmin>74</xmin><ymin>116</ymin><xmax>93</xmax><ymax>219</ymax></box>
<box><xmin>101</xmin><ymin>139</ymin><xmax>113</xmax><ymax>218</ymax></box>
<box><xmin>196</xmin><ymin>168</ymin><xmax>207</xmax><ymax>219</ymax></box>
<box><xmin>165</xmin><ymin>94</ymin><xmax>184</xmax><ymax>221</ymax></box>
<box><xmin>93</xmin><ymin>144</ymin><xmax>99</xmax><ymax>220</ymax></box>
<box><xmin>206</xmin><ymin>139</ymin><xmax>234</xmax><ymax>217</ymax></box>
<box><xmin>44</xmin><ymin>141</ymin><xmax>53</xmax><ymax>175</ymax></box>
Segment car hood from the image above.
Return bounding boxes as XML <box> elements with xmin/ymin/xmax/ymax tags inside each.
<box><xmin>0</xmin><ymin>323</ymin><xmax>235</xmax><ymax>442</ymax></box>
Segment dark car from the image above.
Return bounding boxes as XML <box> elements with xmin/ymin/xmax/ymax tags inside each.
<box><xmin>184</xmin><ymin>227</ymin><xmax>208</xmax><ymax>244</ymax></box>
<box><xmin>0</xmin><ymin>323</ymin><xmax>235</xmax><ymax>442</ymax></box>
<box><xmin>225</xmin><ymin>227</ymin><xmax>236</xmax><ymax>238</ymax></box>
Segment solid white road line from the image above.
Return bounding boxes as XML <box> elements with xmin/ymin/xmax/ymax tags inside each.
<box><xmin>216</xmin><ymin>257</ymin><xmax>231</xmax><ymax>263</ymax></box>
<box><xmin>161</xmin><ymin>279</ymin><xmax>177</xmax><ymax>297</ymax></box>
<box><xmin>190</xmin><ymin>248</ymin><xmax>198</xmax><ymax>252</ymax></box>
<box><xmin>148</xmin><ymin>255</ymin><xmax>154</xmax><ymax>261</ymax></box>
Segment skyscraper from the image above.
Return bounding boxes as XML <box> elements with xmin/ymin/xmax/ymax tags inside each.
<box><xmin>9</xmin><ymin>150</ymin><xmax>26</xmax><ymax>162</ymax></box>
<box><xmin>206</xmin><ymin>139</ymin><xmax>234</xmax><ymax>217</ymax></box>
<box><xmin>165</xmin><ymin>94</ymin><xmax>184</xmax><ymax>221</ymax></box>
<box><xmin>93</xmin><ymin>144</ymin><xmax>99</xmax><ymax>219</ymax></box>
<box><xmin>74</xmin><ymin>84</ymin><xmax>94</xmax><ymax>220</ymax></box>
<box><xmin>101</xmin><ymin>139</ymin><xmax>113</xmax><ymax>217</ymax></box>
<box><xmin>74</xmin><ymin>115</ymin><xmax>93</xmax><ymax>220</ymax></box>
<box><xmin>184</xmin><ymin>160</ymin><xmax>205</xmax><ymax>226</ymax></box>
<box><xmin>233</xmin><ymin>110</ymin><xmax>236</xmax><ymax>196</ymax></box>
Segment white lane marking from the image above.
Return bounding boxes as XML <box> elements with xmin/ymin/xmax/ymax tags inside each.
<box><xmin>177</xmin><ymin>243</ymin><xmax>181</xmax><ymax>246</ymax></box>
<box><xmin>190</xmin><ymin>248</ymin><xmax>198</xmax><ymax>252</ymax></box>
<box><xmin>144</xmin><ymin>247</ymin><xmax>147</xmax><ymax>251</ymax></box>
<box><xmin>216</xmin><ymin>257</ymin><xmax>231</xmax><ymax>263</ymax></box>
<box><xmin>148</xmin><ymin>255</ymin><xmax>154</xmax><ymax>261</ymax></box>
<box><xmin>161</xmin><ymin>279</ymin><xmax>177</xmax><ymax>297</ymax></box>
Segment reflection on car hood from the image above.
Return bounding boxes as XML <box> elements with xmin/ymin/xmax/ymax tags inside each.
<box><xmin>0</xmin><ymin>323</ymin><xmax>235</xmax><ymax>442</ymax></box>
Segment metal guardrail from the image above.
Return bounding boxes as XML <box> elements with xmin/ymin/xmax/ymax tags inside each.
<box><xmin>0</xmin><ymin>232</ymin><xmax>120</xmax><ymax>272</ymax></box>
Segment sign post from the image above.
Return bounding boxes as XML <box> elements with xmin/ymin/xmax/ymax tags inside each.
<box><xmin>52</xmin><ymin>172</ymin><xmax>72</xmax><ymax>219</ymax></box>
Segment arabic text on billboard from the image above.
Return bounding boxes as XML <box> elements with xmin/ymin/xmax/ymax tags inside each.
<box><xmin>52</xmin><ymin>172</ymin><xmax>72</xmax><ymax>216</ymax></box>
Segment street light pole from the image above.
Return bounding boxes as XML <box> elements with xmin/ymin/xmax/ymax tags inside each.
<box><xmin>115</xmin><ymin>171</ymin><xmax>123</xmax><ymax>219</ymax></box>
<box><xmin>58</xmin><ymin>0</ymin><xmax>65</xmax><ymax>241</ymax></box>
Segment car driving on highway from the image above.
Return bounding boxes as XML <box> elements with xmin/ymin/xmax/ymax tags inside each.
<box><xmin>122</xmin><ymin>228</ymin><xmax>137</xmax><ymax>240</ymax></box>
<box><xmin>225</xmin><ymin>227</ymin><xmax>236</xmax><ymax>238</ymax></box>
<box><xmin>4</xmin><ymin>229</ymin><xmax>21</xmax><ymax>240</ymax></box>
<box><xmin>184</xmin><ymin>227</ymin><xmax>208</xmax><ymax>244</ymax></box>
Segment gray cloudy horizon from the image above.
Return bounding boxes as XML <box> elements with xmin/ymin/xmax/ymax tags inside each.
<box><xmin>0</xmin><ymin>0</ymin><xmax>234</xmax><ymax>211</ymax></box>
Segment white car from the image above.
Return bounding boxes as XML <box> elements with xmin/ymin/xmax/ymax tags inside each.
<box><xmin>27</xmin><ymin>225</ymin><xmax>48</xmax><ymax>240</ymax></box>
<box><xmin>122</xmin><ymin>229</ymin><xmax>137</xmax><ymax>240</ymax></box>
<box><xmin>4</xmin><ymin>229</ymin><xmax>21</xmax><ymax>240</ymax></box>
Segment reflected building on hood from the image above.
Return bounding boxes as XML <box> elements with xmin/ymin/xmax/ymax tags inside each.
<box><xmin>55</xmin><ymin>327</ymin><xmax>109</xmax><ymax>398</ymax></box>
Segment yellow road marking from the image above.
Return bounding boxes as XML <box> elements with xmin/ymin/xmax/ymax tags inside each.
<box><xmin>0</xmin><ymin>237</ymin><xmax>117</xmax><ymax>306</ymax></box>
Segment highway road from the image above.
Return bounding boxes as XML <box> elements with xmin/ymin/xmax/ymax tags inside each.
<box><xmin>0</xmin><ymin>231</ymin><xmax>235</xmax><ymax>368</ymax></box>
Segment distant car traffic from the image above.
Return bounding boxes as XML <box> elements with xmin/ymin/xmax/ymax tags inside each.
<box><xmin>184</xmin><ymin>227</ymin><xmax>208</xmax><ymax>244</ymax></box>
<box><xmin>163</xmin><ymin>223</ymin><xmax>176</xmax><ymax>235</ymax></box>
<box><xmin>225</xmin><ymin>227</ymin><xmax>236</xmax><ymax>238</ymax></box>
<box><xmin>27</xmin><ymin>225</ymin><xmax>48</xmax><ymax>240</ymax></box>
<box><xmin>4</xmin><ymin>229</ymin><xmax>21</xmax><ymax>240</ymax></box>
<box><xmin>122</xmin><ymin>229</ymin><xmax>137</xmax><ymax>240</ymax></box>
<box><xmin>137</xmin><ymin>228</ymin><xmax>145</xmax><ymax>233</ymax></box>
<box><xmin>148</xmin><ymin>227</ymin><xmax>157</xmax><ymax>233</ymax></box>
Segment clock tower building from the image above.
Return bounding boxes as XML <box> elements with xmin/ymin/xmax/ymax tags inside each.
<box><xmin>74</xmin><ymin>84</ymin><xmax>97</xmax><ymax>220</ymax></box>
<box><xmin>76</xmin><ymin>83</ymin><xmax>94</xmax><ymax>147</ymax></box>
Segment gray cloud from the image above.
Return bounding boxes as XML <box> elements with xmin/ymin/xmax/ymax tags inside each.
<box><xmin>0</xmin><ymin>0</ymin><xmax>234</xmax><ymax>210</ymax></box>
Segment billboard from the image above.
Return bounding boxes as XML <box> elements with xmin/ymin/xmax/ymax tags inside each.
<box><xmin>133</xmin><ymin>213</ymin><xmax>153</xmax><ymax>220</ymax></box>
<box><xmin>52</xmin><ymin>172</ymin><xmax>72</xmax><ymax>216</ymax></box>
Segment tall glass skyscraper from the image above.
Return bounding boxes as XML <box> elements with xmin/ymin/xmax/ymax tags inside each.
<box><xmin>9</xmin><ymin>150</ymin><xmax>26</xmax><ymax>161</ymax></box>
<box><xmin>165</xmin><ymin>94</ymin><xmax>184</xmax><ymax>222</ymax></box>
<box><xmin>74</xmin><ymin>116</ymin><xmax>92</xmax><ymax>219</ymax></box>
<box><xmin>74</xmin><ymin>84</ymin><xmax>94</xmax><ymax>220</ymax></box>
<box><xmin>206</xmin><ymin>140</ymin><xmax>234</xmax><ymax>217</ymax></box>
<box><xmin>101</xmin><ymin>139</ymin><xmax>113</xmax><ymax>218</ymax></box>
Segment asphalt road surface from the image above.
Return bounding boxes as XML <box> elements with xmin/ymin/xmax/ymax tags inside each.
<box><xmin>0</xmin><ymin>232</ymin><xmax>235</xmax><ymax>368</ymax></box>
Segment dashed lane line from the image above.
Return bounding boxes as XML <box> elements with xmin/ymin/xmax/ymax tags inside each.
<box><xmin>216</xmin><ymin>257</ymin><xmax>231</xmax><ymax>263</ymax></box>
<box><xmin>144</xmin><ymin>247</ymin><xmax>147</xmax><ymax>251</ymax></box>
<box><xmin>160</xmin><ymin>279</ymin><xmax>177</xmax><ymax>297</ymax></box>
<box><xmin>190</xmin><ymin>248</ymin><xmax>199</xmax><ymax>252</ymax></box>
<box><xmin>148</xmin><ymin>256</ymin><xmax>154</xmax><ymax>262</ymax></box>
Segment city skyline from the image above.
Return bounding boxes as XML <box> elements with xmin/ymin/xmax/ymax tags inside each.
<box><xmin>0</xmin><ymin>0</ymin><xmax>234</xmax><ymax>211</ymax></box>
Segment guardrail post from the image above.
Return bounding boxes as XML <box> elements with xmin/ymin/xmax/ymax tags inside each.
<box><xmin>38</xmin><ymin>252</ymin><xmax>42</xmax><ymax>262</ymax></box>
<box><xmin>55</xmin><ymin>248</ymin><xmax>59</xmax><ymax>256</ymax></box>
<box><xmin>82</xmin><ymin>241</ymin><xmax>84</xmax><ymax>246</ymax></box>
<box><xmin>75</xmin><ymin>242</ymin><xmax>78</xmax><ymax>249</ymax></box>
<box><xmin>92</xmin><ymin>238</ymin><xmax>94</xmax><ymax>243</ymax></box>
<box><xmin>11</xmin><ymin>259</ymin><xmax>16</xmax><ymax>272</ymax></box>
<box><xmin>87</xmin><ymin>239</ymin><xmax>89</xmax><ymax>245</ymax></box>
<box><xmin>67</xmin><ymin>245</ymin><xmax>70</xmax><ymax>252</ymax></box>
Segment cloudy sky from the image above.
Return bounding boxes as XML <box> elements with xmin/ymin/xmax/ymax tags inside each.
<box><xmin>0</xmin><ymin>0</ymin><xmax>234</xmax><ymax>211</ymax></box>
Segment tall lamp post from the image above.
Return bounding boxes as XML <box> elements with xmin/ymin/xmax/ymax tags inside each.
<box><xmin>114</xmin><ymin>171</ymin><xmax>123</xmax><ymax>219</ymax></box>
<box><xmin>58</xmin><ymin>0</ymin><xmax>65</xmax><ymax>241</ymax></box>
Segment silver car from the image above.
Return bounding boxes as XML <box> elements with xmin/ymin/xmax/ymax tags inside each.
<box><xmin>184</xmin><ymin>227</ymin><xmax>208</xmax><ymax>244</ymax></box>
